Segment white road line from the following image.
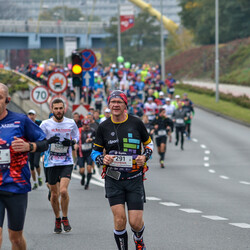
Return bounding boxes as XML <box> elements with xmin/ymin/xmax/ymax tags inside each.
<box><xmin>220</xmin><ymin>175</ymin><xmax>230</xmax><ymax>180</ymax></box>
<box><xmin>146</xmin><ymin>197</ymin><xmax>162</xmax><ymax>201</ymax></box>
<box><xmin>204</xmin><ymin>150</ymin><xmax>210</xmax><ymax>154</ymax></box>
<box><xmin>204</xmin><ymin>163</ymin><xmax>210</xmax><ymax>167</ymax></box>
<box><xmin>200</xmin><ymin>144</ymin><xmax>207</xmax><ymax>149</ymax></box>
<box><xmin>239</xmin><ymin>181</ymin><xmax>250</xmax><ymax>185</ymax></box>
<box><xmin>208</xmin><ymin>169</ymin><xmax>216</xmax><ymax>173</ymax></box>
<box><xmin>202</xmin><ymin>215</ymin><xmax>228</xmax><ymax>221</ymax></box>
<box><xmin>72</xmin><ymin>172</ymin><xmax>104</xmax><ymax>187</ymax></box>
<box><xmin>192</xmin><ymin>138</ymin><xmax>198</xmax><ymax>142</ymax></box>
<box><xmin>229</xmin><ymin>223</ymin><xmax>250</xmax><ymax>229</ymax></box>
<box><xmin>159</xmin><ymin>202</ymin><xmax>180</xmax><ymax>207</ymax></box>
<box><xmin>179</xmin><ymin>208</ymin><xmax>202</xmax><ymax>213</ymax></box>
<box><xmin>204</xmin><ymin>156</ymin><xmax>209</xmax><ymax>161</ymax></box>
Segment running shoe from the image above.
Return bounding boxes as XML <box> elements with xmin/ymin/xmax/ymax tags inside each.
<box><xmin>62</xmin><ymin>218</ymin><xmax>72</xmax><ymax>232</ymax></box>
<box><xmin>54</xmin><ymin>219</ymin><xmax>62</xmax><ymax>234</ymax></box>
<box><xmin>134</xmin><ymin>238</ymin><xmax>146</xmax><ymax>250</ymax></box>
<box><xmin>32</xmin><ymin>183</ymin><xmax>38</xmax><ymax>190</ymax></box>
<box><xmin>84</xmin><ymin>184</ymin><xmax>89</xmax><ymax>190</ymax></box>
<box><xmin>160</xmin><ymin>160</ymin><xmax>165</xmax><ymax>168</ymax></box>
<box><xmin>38</xmin><ymin>177</ymin><xmax>43</xmax><ymax>186</ymax></box>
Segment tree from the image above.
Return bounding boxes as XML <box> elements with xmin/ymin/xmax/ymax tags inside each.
<box><xmin>178</xmin><ymin>0</ymin><xmax>250</xmax><ymax>45</ymax></box>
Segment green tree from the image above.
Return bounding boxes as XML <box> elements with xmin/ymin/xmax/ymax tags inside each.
<box><xmin>179</xmin><ymin>0</ymin><xmax>250</xmax><ymax>45</ymax></box>
<box><xmin>103</xmin><ymin>11</ymin><xmax>161</xmax><ymax>65</ymax></box>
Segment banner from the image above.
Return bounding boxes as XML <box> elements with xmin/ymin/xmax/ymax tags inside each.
<box><xmin>120</xmin><ymin>4</ymin><xmax>134</xmax><ymax>33</ymax></box>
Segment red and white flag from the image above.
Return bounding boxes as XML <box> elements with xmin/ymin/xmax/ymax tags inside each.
<box><xmin>120</xmin><ymin>4</ymin><xmax>135</xmax><ymax>33</ymax></box>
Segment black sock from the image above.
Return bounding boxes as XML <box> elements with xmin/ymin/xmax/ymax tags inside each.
<box><xmin>131</xmin><ymin>225</ymin><xmax>145</xmax><ymax>240</ymax></box>
<box><xmin>86</xmin><ymin>173</ymin><xmax>92</xmax><ymax>185</ymax></box>
<box><xmin>114</xmin><ymin>229</ymin><xmax>128</xmax><ymax>250</ymax></box>
<box><xmin>62</xmin><ymin>217</ymin><xmax>67</xmax><ymax>220</ymax></box>
<box><xmin>56</xmin><ymin>217</ymin><xmax>61</xmax><ymax>221</ymax></box>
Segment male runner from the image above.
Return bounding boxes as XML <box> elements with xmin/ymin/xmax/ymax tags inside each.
<box><xmin>0</xmin><ymin>83</ymin><xmax>48</xmax><ymax>250</ymax></box>
<box><xmin>40</xmin><ymin>99</ymin><xmax>79</xmax><ymax>234</ymax></box>
<box><xmin>91</xmin><ymin>90</ymin><xmax>154</xmax><ymax>250</ymax></box>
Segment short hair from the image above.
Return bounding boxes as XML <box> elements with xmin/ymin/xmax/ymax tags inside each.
<box><xmin>0</xmin><ymin>83</ymin><xmax>9</xmax><ymax>97</ymax></box>
<box><xmin>51</xmin><ymin>98</ymin><xmax>65</xmax><ymax>108</ymax></box>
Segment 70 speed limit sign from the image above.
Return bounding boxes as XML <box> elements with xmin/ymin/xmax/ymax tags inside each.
<box><xmin>31</xmin><ymin>86</ymin><xmax>49</xmax><ymax>104</ymax></box>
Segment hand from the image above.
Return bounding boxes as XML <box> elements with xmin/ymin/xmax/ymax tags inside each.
<box><xmin>86</xmin><ymin>138</ymin><xmax>92</xmax><ymax>143</ymax></box>
<box><xmin>135</xmin><ymin>155</ymin><xmax>146</xmax><ymax>167</ymax></box>
<box><xmin>62</xmin><ymin>138</ymin><xmax>75</xmax><ymax>147</ymax></box>
<box><xmin>47</xmin><ymin>136</ymin><xmax>60</xmax><ymax>144</ymax></box>
<box><xmin>11</xmin><ymin>136</ymin><xmax>30</xmax><ymax>152</ymax></box>
<box><xmin>103</xmin><ymin>155</ymin><xmax>116</xmax><ymax>165</ymax></box>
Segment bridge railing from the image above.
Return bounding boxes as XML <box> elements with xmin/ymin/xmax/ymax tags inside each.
<box><xmin>0</xmin><ymin>20</ymin><xmax>108</xmax><ymax>34</ymax></box>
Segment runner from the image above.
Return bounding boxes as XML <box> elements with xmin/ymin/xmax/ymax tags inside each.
<box><xmin>27</xmin><ymin>109</ymin><xmax>43</xmax><ymax>189</ymax></box>
<box><xmin>183</xmin><ymin>99</ymin><xmax>194</xmax><ymax>139</ymax></box>
<box><xmin>152</xmin><ymin>108</ymin><xmax>173</xmax><ymax>168</ymax></box>
<box><xmin>76</xmin><ymin>119</ymin><xmax>95</xmax><ymax>190</ymax></box>
<box><xmin>40</xmin><ymin>98</ymin><xmax>79</xmax><ymax>234</ymax></box>
<box><xmin>91</xmin><ymin>90</ymin><xmax>153</xmax><ymax>250</ymax></box>
<box><xmin>0</xmin><ymin>83</ymin><xmax>47</xmax><ymax>250</ymax></box>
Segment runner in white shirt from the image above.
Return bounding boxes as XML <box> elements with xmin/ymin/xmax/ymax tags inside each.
<box><xmin>162</xmin><ymin>97</ymin><xmax>175</xmax><ymax>119</ymax></box>
<box><xmin>143</xmin><ymin>97</ymin><xmax>158</xmax><ymax>122</ymax></box>
<box><xmin>40</xmin><ymin>98</ymin><xmax>79</xmax><ymax>234</ymax></box>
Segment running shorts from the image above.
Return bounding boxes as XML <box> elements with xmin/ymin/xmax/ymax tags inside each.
<box><xmin>28</xmin><ymin>152</ymin><xmax>41</xmax><ymax>170</ymax></box>
<box><xmin>155</xmin><ymin>135</ymin><xmax>167</xmax><ymax>147</ymax></box>
<box><xmin>78</xmin><ymin>155</ymin><xmax>93</xmax><ymax>168</ymax></box>
<box><xmin>46</xmin><ymin>165</ymin><xmax>73</xmax><ymax>185</ymax></box>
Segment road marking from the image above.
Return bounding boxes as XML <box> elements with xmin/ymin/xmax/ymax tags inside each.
<box><xmin>200</xmin><ymin>144</ymin><xmax>207</xmax><ymax>149</ymax></box>
<box><xmin>146</xmin><ymin>197</ymin><xmax>162</xmax><ymax>201</ymax></box>
<box><xmin>204</xmin><ymin>156</ymin><xmax>209</xmax><ymax>161</ymax></box>
<box><xmin>192</xmin><ymin>138</ymin><xmax>198</xmax><ymax>142</ymax></box>
<box><xmin>204</xmin><ymin>150</ymin><xmax>210</xmax><ymax>154</ymax></box>
<box><xmin>202</xmin><ymin>215</ymin><xmax>228</xmax><ymax>221</ymax></box>
<box><xmin>72</xmin><ymin>172</ymin><xmax>104</xmax><ymax>187</ymax></box>
<box><xmin>204</xmin><ymin>163</ymin><xmax>210</xmax><ymax>167</ymax></box>
<box><xmin>159</xmin><ymin>202</ymin><xmax>180</xmax><ymax>207</ymax></box>
<box><xmin>229</xmin><ymin>223</ymin><xmax>250</xmax><ymax>229</ymax></box>
<box><xmin>179</xmin><ymin>208</ymin><xmax>202</xmax><ymax>213</ymax></box>
<box><xmin>239</xmin><ymin>181</ymin><xmax>250</xmax><ymax>185</ymax></box>
<box><xmin>220</xmin><ymin>175</ymin><xmax>229</xmax><ymax>180</ymax></box>
<box><xmin>208</xmin><ymin>169</ymin><xmax>216</xmax><ymax>173</ymax></box>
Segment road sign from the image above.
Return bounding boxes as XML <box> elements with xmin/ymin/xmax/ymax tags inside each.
<box><xmin>72</xmin><ymin>104</ymin><xmax>90</xmax><ymax>119</ymax></box>
<box><xmin>50</xmin><ymin>95</ymin><xmax>69</xmax><ymax>113</ymax></box>
<box><xmin>31</xmin><ymin>86</ymin><xmax>49</xmax><ymax>104</ymax></box>
<box><xmin>81</xmin><ymin>49</ymin><xmax>97</xmax><ymax>70</ymax></box>
<box><xmin>82</xmin><ymin>71</ymin><xmax>94</xmax><ymax>87</ymax></box>
<box><xmin>47</xmin><ymin>72</ymin><xmax>68</xmax><ymax>94</ymax></box>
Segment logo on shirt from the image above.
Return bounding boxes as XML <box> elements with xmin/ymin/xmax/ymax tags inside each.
<box><xmin>111</xmin><ymin>132</ymin><xmax>115</xmax><ymax>136</ymax></box>
<box><xmin>108</xmin><ymin>139</ymin><xmax>119</xmax><ymax>145</ymax></box>
<box><xmin>1</xmin><ymin>123</ymin><xmax>20</xmax><ymax>128</ymax></box>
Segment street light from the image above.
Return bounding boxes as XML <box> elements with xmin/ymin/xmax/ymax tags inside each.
<box><xmin>160</xmin><ymin>0</ymin><xmax>165</xmax><ymax>82</ymax></box>
<box><xmin>215</xmin><ymin>0</ymin><xmax>219</xmax><ymax>102</ymax></box>
<box><xmin>53</xmin><ymin>12</ymin><xmax>60</xmax><ymax>65</ymax></box>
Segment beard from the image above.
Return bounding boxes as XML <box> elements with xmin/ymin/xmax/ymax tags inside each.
<box><xmin>53</xmin><ymin>111</ymin><xmax>64</xmax><ymax>121</ymax></box>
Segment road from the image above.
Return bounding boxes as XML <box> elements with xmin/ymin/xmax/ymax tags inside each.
<box><xmin>2</xmin><ymin>108</ymin><xmax>250</xmax><ymax>250</ymax></box>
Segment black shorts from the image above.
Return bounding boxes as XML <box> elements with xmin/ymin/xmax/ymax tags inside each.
<box><xmin>155</xmin><ymin>136</ymin><xmax>167</xmax><ymax>147</ymax></box>
<box><xmin>46</xmin><ymin>165</ymin><xmax>73</xmax><ymax>185</ymax></box>
<box><xmin>28</xmin><ymin>152</ymin><xmax>41</xmax><ymax>170</ymax></box>
<box><xmin>105</xmin><ymin>175</ymin><xmax>145</xmax><ymax>210</ymax></box>
<box><xmin>78</xmin><ymin>155</ymin><xmax>93</xmax><ymax>168</ymax></box>
<box><xmin>0</xmin><ymin>192</ymin><xmax>28</xmax><ymax>231</ymax></box>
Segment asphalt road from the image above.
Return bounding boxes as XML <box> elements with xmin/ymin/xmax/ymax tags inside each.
<box><xmin>2</xmin><ymin>108</ymin><xmax>250</xmax><ymax>250</ymax></box>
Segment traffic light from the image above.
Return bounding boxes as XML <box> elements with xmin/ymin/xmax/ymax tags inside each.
<box><xmin>72</xmin><ymin>51</ymin><xmax>82</xmax><ymax>87</ymax></box>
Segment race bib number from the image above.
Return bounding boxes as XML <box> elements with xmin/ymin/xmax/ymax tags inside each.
<box><xmin>81</xmin><ymin>143</ymin><xmax>92</xmax><ymax>151</ymax></box>
<box><xmin>109</xmin><ymin>155</ymin><xmax>133</xmax><ymax>171</ymax></box>
<box><xmin>158</xmin><ymin>129</ymin><xmax>167</xmax><ymax>136</ymax></box>
<box><xmin>50</xmin><ymin>143</ymin><xmax>68</xmax><ymax>154</ymax></box>
<box><xmin>169</xmin><ymin>88</ymin><xmax>175</xmax><ymax>92</ymax></box>
<box><xmin>176</xmin><ymin>118</ymin><xmax>184</xmax><ymax>124</ymax></box>
<box><xmin>0</xmin><ymin>148</ymin><xmax>11</xmax><ymax>170</ymax></box>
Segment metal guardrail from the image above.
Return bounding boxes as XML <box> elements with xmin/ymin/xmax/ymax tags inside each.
<box><xmin>0</xmin><ymin>20</ymin><xmax>108</xmax><ymax>34</ymax></box>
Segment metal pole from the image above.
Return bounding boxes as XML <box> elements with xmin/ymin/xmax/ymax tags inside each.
<box><xmin>117</xmin><ymin>0</ymin><xmax>122</xmax><ymax>59</ymax></box>
<box><xmin>215</xmin><ymin>0</ymin><xmax>219</xmax><ymax>102</ymax></box>
<box><xmin>86</xmin><ymin>2</ymin><xmax>89</xmax><ymax>48</ymax></box>
<box><xmin>62</xmin><ymin>0</ymin><xmax>66</xmax><ymax>67</ymax></box>
<box><xmin>56</xmin><ymin>32</ymin><xmax>60</xmax><ymax>64</ymax></box>
<box><xmin>160</xmin><ymin>0</ymin><xmax>165</xmax><ymax>82</ymax></box>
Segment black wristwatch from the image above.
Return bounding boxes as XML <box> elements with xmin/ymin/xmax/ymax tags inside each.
<box><xmin>29</xmin><ymin>143</ymin><xmax>34</xmax><ymax>152</ymax></box>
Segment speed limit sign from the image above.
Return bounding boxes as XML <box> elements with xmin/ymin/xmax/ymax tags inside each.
<box><xmin>31</xmin><ymin>86</ymin><xmax>49</xmax><ymax>104</ymax></box>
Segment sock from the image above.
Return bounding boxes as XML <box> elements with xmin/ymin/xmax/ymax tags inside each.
<box><xmin>56</xmin><ymin>217</ymin><xmax>61</xmax><ymax>221</ymax></box>
<box><xmin>159</xmin><ymin>152</ymin><xmax>165</xmax><ymax>161</ymax></box>
<box><xmin>131</xmin><ymin>225</ymin><xmax>145</xmax><ymax>241</ymax></box>
<box><xmin>86</xmin><ymin>173</ymin><xmax>92</xmax><ymax>185</ymax></box>
<box><xmin>114</xmin><ymin>229</ymin><xmax>128</xmax><ymax>250</ymax></box>
<box><xmin>62</xmin><ymin>217</ymin><xmax>67</xmax><ymax>220</ymax></box>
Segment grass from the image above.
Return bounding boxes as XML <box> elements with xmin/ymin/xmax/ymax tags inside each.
<box><xmin>175</xmin><ymin>86</ymin><xmax>250</xmax><ymax>126</ymax></box>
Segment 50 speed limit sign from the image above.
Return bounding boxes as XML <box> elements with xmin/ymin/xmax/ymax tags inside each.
<box><xmin>31</xmin><ymin>86</ymin><xmax>49</xmax><ymax>104</ymax></box>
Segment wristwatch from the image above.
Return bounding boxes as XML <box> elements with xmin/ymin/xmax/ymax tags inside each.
<box><xmin>29</xmin><ymin>143</ymin><xmax>34</xmax><ymax>152</ymax></box>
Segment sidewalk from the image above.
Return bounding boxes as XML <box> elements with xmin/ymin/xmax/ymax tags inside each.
<box><xmin>181</xmin><ymin>80</ymin><xmax>250</xmax><ymax>98</ymax></box>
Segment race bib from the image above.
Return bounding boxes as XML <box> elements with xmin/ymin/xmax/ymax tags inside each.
<box><xmin>109</xmin><ymin>155</ymin><xmax>133</xmax><ymax>171</ymax></box>
<box><xmin>158</xmin><ymin>129</ymin><xmax>167</xmax><ymax>136</ymax></box>
<box><xmin>50</xmin><ymin>143</ymin><xmax>68</xmax><ymax>154</ymax></box>
<box><xmin>169</xmin><ymin>88</ymin><xmax>175</xmax><ymax>92</ymax></box>
<box><xmin>81</xmin><ymin>143</ymin><xmax>92</xmax><ymax>151</ymax></box>
<box><xmin>0</xmin><ymin>148</ymin><xmax>11</xmax><ymax>170</ymax></box>
<box><xmin>147</xmin><ymin>128</ymin><xmax>150</xmax><ymax>133</ymax></box>
<box><xmin>176</xmin><ymin>118</ymin><xmax>184</xmax><ymax>124</ymax></box>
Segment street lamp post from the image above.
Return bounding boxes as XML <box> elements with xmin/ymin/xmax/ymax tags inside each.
<box><xmin>215</xmin><ymin>0</ymin><xmax>219</xmax><ymax>102</ymax></box>
<box><xmin>160</xmin><ymin>0</ymin><xmax>165</xmax><ymax>82</ymax></box>
<box><xmin>117</xmin><ymin>0</ymin><xmax>122</xmax><ymax>60</ymax></box>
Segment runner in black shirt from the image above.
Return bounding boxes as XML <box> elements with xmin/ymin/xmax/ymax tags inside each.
<box><xmin>91</xmin><ymin>90</ymin><xmax>153</xmax><ymax>250</ymax></box>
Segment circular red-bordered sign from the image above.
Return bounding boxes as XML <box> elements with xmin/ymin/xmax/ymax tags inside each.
<box><xmin>31</xmin><ymin>86</ymin><xmax>49</xmax><ymax>104</ymax></box>
<box><xmin>81</xmin><ymin>49</ymin><xmax>97</xmax><ymax>70</ymax></box>
<box><xmin>47</xmin><ymin>72</ymin><xmax>68</xmax><ymax>94</ymax></box>
<box><xmin>50</xmin><ymin>94</ymin><xmax>69</xmax><ymax>113</ymax></box>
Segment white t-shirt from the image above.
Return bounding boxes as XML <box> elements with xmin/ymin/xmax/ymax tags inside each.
<box><xmin>162</xmin><ymin>104</ymin><xmax>176</xmax><ymax>118</ymax></box>
<box><xmin>144</xmin><ymin>102</ymin><xmax>158</xmax><ymax>121</ymax></box>
<box><xmin>40</xmin><ymin>117</ymin><xmax>79</xmax><ymax>167</ymax></box>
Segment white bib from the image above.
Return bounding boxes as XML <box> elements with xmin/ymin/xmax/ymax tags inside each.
<box><xmin>109</xmin><ymin>155</ymin><xmax>133</xmax><ymax>169</ymax></box>
<box><xmin>81</xmin><ymin>143</ymin><xmax>92</xmax><ymax>151</ymax></box>
<box><xmin>158</xmin><ymin>129</ymin><xmax>167</xmax><ymax>136</ymax></box>
<box><xmin>50</xmin><ymin>143</ymin><xmax>68</xmax><ymax>154</ymax></box>
<box><xmin>176</xmin><ymin>118</ymin><xmax>184</xmax><ymax>124</ymax></box>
